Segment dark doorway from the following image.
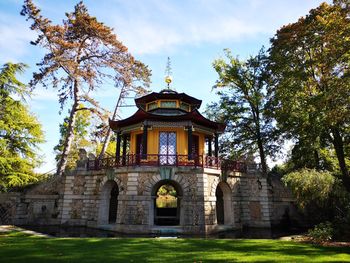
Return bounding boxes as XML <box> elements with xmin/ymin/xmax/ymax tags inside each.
<box><xmin>108</xmin><ymin>184</ymin><xmax>119</xmax><ymax>223</ymax></box>
<box><xmin>154</xmin><ymin>182</ymin><xmax>180</xmax><ymax>225</ymax></box>
<box><xmin>216</xmin><ymin>186</ymin><xmax>224</xmax><ymax>225</ymax></box>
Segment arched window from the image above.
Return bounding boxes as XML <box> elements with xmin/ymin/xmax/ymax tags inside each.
<box><xmin>216</xmin><ymin>186</ymin><xmax>224</xmax><ymax>225</ymax></box>
<box><xmin>108</xmin><ymin>183</ymin><xmax>119</xmax><ymax>223</ymax></box>
<box><xmin>98</xmin><ymin>180</ymin><xmax>119</xmax><ymax>225</ymax></box>
<box><xmin>215</xmin><ymin>182</ymin><xmax>233</xmax><ymax>225</ymax></box>
<box><xmin>153</xmin><ymin>180</ymin><xmax>182</xmax><ymax>225</ymax></box>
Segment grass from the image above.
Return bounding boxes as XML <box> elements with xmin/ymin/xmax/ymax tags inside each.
<box><xmin>0</xmin><ymin>230</ymin><xmax>350</xmax><ymax>262</ymax></box>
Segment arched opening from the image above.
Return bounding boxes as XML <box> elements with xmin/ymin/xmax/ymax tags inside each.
<box><xmin>98</xmin><ymin>180</ymin><xmax>119</xmax><ymax>225</ymax></box>
<box><xmin>108</xmin><ymin>183</ymin><xmax>119</xmax><ymax>223</ymax></box>
<box><xmin>216</xmin><ymin>186</ymin><xmax>224</xmax><ymax>224</ymax></box>
<box><xmin>215</xmin><ymin>182</ymin><xmax>233</xmax><ymax>225</ymax></box>
<box><xmin>153</xmin><ymin>180</ymin><xmax>182</xmax><ymax>226</ymax></box>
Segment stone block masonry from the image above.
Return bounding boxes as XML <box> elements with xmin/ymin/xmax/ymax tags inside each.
<box><xmin>0</xmin><ymin>164</ymin><xmax>299</xmax><ymax>234</ymax></box>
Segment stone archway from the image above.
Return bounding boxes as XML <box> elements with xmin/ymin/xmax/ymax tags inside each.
<box><xmin>215</xmin><ymin>182</ymin><xmax>233</xmax><ymax>225</ymax></box>
<box><xmin>98</xmin><ymin>180</ymin><xmax>119</xmax><ymax>225</ymax></box>
<box><xmin>152</xmin><ymin>180</ymin><xmax>183</xmax><ymax>226</ymax></box>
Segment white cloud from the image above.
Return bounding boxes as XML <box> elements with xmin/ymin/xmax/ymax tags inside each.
<box><xmin>100</xmin><ymin>0</ymin><xmax>327</xmax><ymax>55</ymax></box>
<box><xmin>32</xmin><ymin>87</ymin><xmax>57</xmax><ymax>101</ymax></box>
<box><xmin>0</xmin><ymin>13</ymin><xmax>35</xmax><ymax>63</ymax></box>
<box><xmin>109</xmin><ymin>1</ymin><xmax>264</xmax><ymax>55</ymax></box>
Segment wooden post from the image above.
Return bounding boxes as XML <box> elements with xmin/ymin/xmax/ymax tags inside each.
<box><xmin>116</xmin><ymin>131</ymin><xmax>121</xmax><ymax>163</ymax></box>
<box><xmin>208</xmin><ymin>136</ymin><xmax>212</xmax><ymax>156</ymax></box>
<box><xmin>122</xmin><ymin>134</ymin><xmax>127</xmax><ymax>166</ymax></box>
<box><xmin>214</xmin><ymin>133</ymin><xmax>219</xmax><ymax>158</ymax></box>
<box><xmin>187</xmin><ymin>126</ymin><xmax>193</xmax><ymax>160</ymax></box>
<box><xmin>142</xmin><ymin>125</ymin><xmax>148</xmax><ymax>159</ymax></box>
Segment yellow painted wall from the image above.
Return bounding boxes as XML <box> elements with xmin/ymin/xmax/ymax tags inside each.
<box><xmin>129</xmin><ymin>128</ymin><xmax>206</xmax><ymax>155</ymax></box>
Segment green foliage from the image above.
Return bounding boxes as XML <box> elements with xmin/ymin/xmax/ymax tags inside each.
<box><xmin>156</xmin><ymin>184</ymin><xmax>177</xmax><ymax>208</ymax></box>
<box><xmin>282</xmin><ymin>169</ymin><xmax>335</xmax><ymax>210</ymax></box>
<box><xmin>208</xmin><ymin>48</ymin><xmax>279</xmax><ymax>175</ymax></box>
<box><xmin>268</xmin><ymin>1</ymin><xmax>350</xmax><ymax>189</ymax></box>
<box><xmin>95</xmin><ymin>140</ymin><xmax>116</xmax><ymax>158</ymax></box>
<box><xmin>0</xmin><ymin>63</ymin><xmax>44</xmax><ymax>191</ymax></box>
<box><xmin>157</xmin><ymin>184</ymin><xmax>177</xmax><ymax>197</ymax></box>
<box><xmin>287</xmin><ymin>139</ymin><xmax>339</xmax><ymax>171</ymax></box>
<box><xmin>156</xmin><ymin>196</ymin><xmax>177</xmax><ymax>208</ymax></box>
<box><xmin>54</xmin><ymin>107</ymin><xmax>92</xmax><ymax>170</ymax></box>
<box><xmin>0</xmin><ymin>63</ymin><xmax>29</xmax><ymax>98</ymax></box>
<box><xmin>308</xmin><ymin>222</ymin><xmax>333</xmax><ymax>243</ymax></box>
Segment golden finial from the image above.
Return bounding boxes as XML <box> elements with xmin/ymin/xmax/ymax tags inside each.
<box><xmin>164</xmin><ymin>57</ymin><xmax>172</xmax><ymax>89</ymax></box>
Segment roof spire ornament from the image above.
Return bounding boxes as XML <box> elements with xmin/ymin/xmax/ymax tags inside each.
<box><xmin>164</xmin><ymin>57</ymin><xmax>173</xmax><ymax>89</ymax></box>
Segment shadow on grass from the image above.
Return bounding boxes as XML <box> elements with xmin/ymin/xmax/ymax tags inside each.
<box><xmin>0</xmin><ymin>236</ymin><xmax>349</xmax><ymax>263</ymax></box>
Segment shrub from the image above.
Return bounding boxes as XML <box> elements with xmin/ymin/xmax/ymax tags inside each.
<box><xmin>282</xmin><ymin>169</ymin><xmax>335</xmax><ymax>209</ymax></box>
<box><xmin>308</xmin><ymin>222</ymin><xmax>333</xmax><ymax>243</ymax></box>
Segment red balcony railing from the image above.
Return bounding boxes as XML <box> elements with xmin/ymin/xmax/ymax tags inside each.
<box><xmin>86</xmin><ymin>154</ymin><xmax>246</xmax><ymax>172</ymax></box>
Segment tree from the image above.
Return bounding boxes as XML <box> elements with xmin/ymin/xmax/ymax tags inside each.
<box><xmin>54</xmin><ymin>106</ymin><xmax>92</xmax><ymax>170</ymax></box>
<box><xmin>0</xmin><ymin>63</ymin><xmax>44</xmax><ymax>191</ymax></box>
<box><xmin>287</xmin><ymin>139</ymin><xmax>339</xmax><ymax>172</ymax></box>
<box><xmin>98</xmin><ymin>84</ymin><xmax>149</xmax><ymax>160</ymax></box>
<box><xmin>282</xmin><ymin>168</ymin><xmax>341</xmax><ymax>223</ymax></box>
<box><xmin>207</xmin><ymin>48</ymin><xmax>279</xmax><ymax>176</ymax></box>
<box><xmin>268</xmin><ymin>1</ymin><xmax>350</xmax><ymax>191</ymax></box>
<box><xmin>21</xmin><ymin>0</ymin><xmax>151</xmax><ymax>177</ymax></box>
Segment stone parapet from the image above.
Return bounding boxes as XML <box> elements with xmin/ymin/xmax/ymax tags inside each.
<box><xmin>0</xmin><ymin>163</ymin><xmax>300</xmax><ymax>234</ymax></box>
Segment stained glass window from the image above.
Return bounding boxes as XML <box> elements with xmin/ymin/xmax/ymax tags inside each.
<box><xmin>147</xmin><ymin>101</ymin><xmax>158</xmax><ymax>111</ymax></box>
<box><xmin>159</xmin><ymin>132</ymin><xmax>176</xmax><ymax>165</ymax></box>
<box><xmin>160</xmin><ymin>101</ymin><xmax>177</xmax><ymax>108</ymax></box>
<box><xmin>180</xmin><ymin>102</ymin><xmax>190</xmax><ymax>111</ymax></box>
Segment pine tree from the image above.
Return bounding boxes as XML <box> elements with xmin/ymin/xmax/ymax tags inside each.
<box><xmin>0</xmin><ymin>63</ymin><xmax>44</xmax><ymax>191</ymax></box>
<box><xmin>21</xmin><ymin>0</ymin><xmax>151</xmax><ymax>176</ymax></box>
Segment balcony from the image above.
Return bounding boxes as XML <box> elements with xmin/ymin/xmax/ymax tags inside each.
<box><xmin>86</xmin><ymin>154</ymin><xmax>247</xmax><ymax>172</ymax></box>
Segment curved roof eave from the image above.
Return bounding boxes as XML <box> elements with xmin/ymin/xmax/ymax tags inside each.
<box><xmin>109</xmin><ymin>108</ymin><xmax>226</xmax><ymax>133</ymax></box>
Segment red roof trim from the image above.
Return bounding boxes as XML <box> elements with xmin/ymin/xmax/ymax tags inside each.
<box><xmin>109</xmin><ymin>109</ymin><xmax>225</xmax><ymax>132</ymax></box>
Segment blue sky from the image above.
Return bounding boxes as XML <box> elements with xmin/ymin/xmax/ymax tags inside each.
<box><xmin>0</xmin><ymin>0</ymin><xmax>327</xmax><ymax>172</ymax></box>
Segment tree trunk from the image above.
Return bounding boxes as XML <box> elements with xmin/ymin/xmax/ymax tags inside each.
<box><xmin>98</xmin><ymin>86</ymin><xmax>126</xmax><ymax>160</ymax></box>
<box><xmin>331</xmin><ymin>127</ymin><xmax>350</xmax><ymax>192</ymax></box>
<box><xmin>56</xmin><ymin>81</ymin><xmax>79</xmax><ymax>177</ymax></box>
<box><xmin>255</xmin><ymin>111</ymin><xmax>268</xmax><ymax>177</ymax></box>
<box><xmin>257</xmin><ymin>136</ymin><xmax>268</xmax><ymax>177</ymax></box>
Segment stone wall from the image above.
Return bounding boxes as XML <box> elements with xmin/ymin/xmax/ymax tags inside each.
<box><xmin>58</xmin><ymin>165</ymin><xmax>273</xmax><ymax>234</ymax></box>
<box><xmin>0</xmin><ymin>164</ymin><xmax>297</xmax><ymax>234</ymax></box>
<box><xmin>268</xmin><ymin>178</ymin><xmax>302</xmax><ymax>227</ymax></box>
<box><xmin>0</xmin><ymin>176</ymin><xmax>63</xmax><ymax>225</ymax></box>
<box><xmin>0</xmin><ymin>193</ymin><xmax>19</xmax><ymax>224</ymax></box>
<box><xmin>60</xmin><ymin>167</ymin><xmax>222</xmax><ymax>233</ymax></box>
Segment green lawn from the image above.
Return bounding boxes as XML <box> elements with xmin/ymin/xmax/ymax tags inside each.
<box><xmin>1</xmin><ymin>230</ymin><xmax>349</xmax><ymax>262</ymax></box>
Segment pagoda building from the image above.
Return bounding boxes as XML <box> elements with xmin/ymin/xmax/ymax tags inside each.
<box><xmin>108</xmin><ymin>88</ymin><xmax>225</xmax><ymax>169</ymax></box>
<box><xmin>57</xmin><ymin>79</ymin><xmax>272</xmax><ymax>234</ymax></box>
<box><xmin>1</xmin><ymin>64</ymin><xmax>291</xmax><ymax>234</ymax></box>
